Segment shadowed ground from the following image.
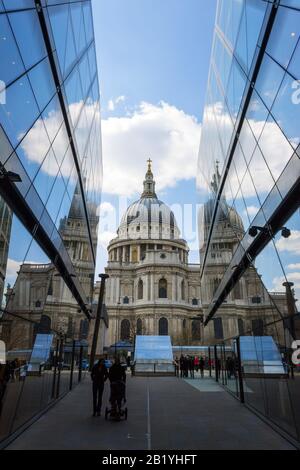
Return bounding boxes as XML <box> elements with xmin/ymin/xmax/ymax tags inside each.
<box><xmin>6</xmin><ymin>375</ymin><xmax>295</xmax><ymax>450</ymax></box>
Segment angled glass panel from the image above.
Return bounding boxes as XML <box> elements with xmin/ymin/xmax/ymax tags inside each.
<box><xmin>271</xmin><ymin>73</ymin><xmax>300</xmax><ymax>150</ymax></box>
<box><xmin>0</xmin><ymin>76</ymin><xmax>39</xmax><ymax>151</ymax></box>
<box><xmin>28</xmin><ymin>58</ymin><xmax>56</xmax><ymax>113</ymax></box>
<box><xmin>48</xmin><ymin>4</ymin><xmax>76</xmax><ymax>77</ymax></box>
<box><xmin>257</xmin><ymin>114</ymin><xmax>293</xmax><ymax>182</ymax></box>
<box><xmin>288</xmin><ymin>38</ymin><xmax>300</xmax><ymax>79</ymax></box>
<box><xmin>45</xmin><ymin>173</ymin><xmax>66</xmax><ymax>224</ymax></box>
<box><xmin>70</xmin><ymin>1</ymin><xmax>86</xmax><ymax>56</ymax></box>
<box><xmin>16</xmin><ymin>115</ymin><xmax>51</xmax><ymax>181</ymax></box>
<box><xmin>8</xmin><ymin>10</ymin><xmax>47</xmax><ymax>70</ymax></box>
<box><xmin>31</xmin><ymin>147</ymin><xmax>59</xmax><ymax>204</ymax></box>
<box><xmin>42</xmin><ymin>94</ymin><xmax>64</xmax><ymax>144</ymax></box>
<box><xmin>0</xmin><ymin>13</ymin><xmax>25</xmax><ymax>86</ymax></box>
<box><xmin>267</xmin><ymin>5</ymin><xmax>300</xmax><ymax>69</ymax></box>
<box><xmin>255</xmin><ymin>53</ymin><xmax>285</xmax><ymax>110</ymax></box>
<box><xmin>248</xmin><ymin>145</ymin><xmax>276</xmax><ymax>203</ymax></box>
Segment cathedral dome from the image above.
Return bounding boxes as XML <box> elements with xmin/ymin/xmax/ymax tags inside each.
<box><xmin>203</xmin><ymin>162</ymin><xmax>244</xmax><ymax>234</ymax></box>
<box><xmin>204</xmin><ymin>197</ymin><xmax>244</xmax><ymax>233</ymax></box>
<box><xmin>117</xmin><ymin>160</ymin><xmax>180</xmax><ymax>240</ymax></box>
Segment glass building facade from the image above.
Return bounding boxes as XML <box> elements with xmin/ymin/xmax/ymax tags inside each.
<box><xmin>0</xmin><ymin>0</ymin><xmax>102</xmax><ymax>445</ymax></box>
<box><xmin>198</xmin><ymin>0</ymin><xmax>300</xmax><ymax>443</ymax></box>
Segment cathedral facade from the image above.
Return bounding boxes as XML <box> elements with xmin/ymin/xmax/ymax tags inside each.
<box><xmin>104</xmin><ymin>161</ymin><xmax>202</xmax><ymax>347</ymax></box>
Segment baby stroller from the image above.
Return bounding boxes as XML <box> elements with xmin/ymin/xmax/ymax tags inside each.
<box><xmin>105</xmin><ymin>379</ymin><xmax>127</xmax><ymax>421</ymax></box>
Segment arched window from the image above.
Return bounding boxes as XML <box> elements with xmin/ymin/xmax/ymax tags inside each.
<box><xmin>181</xmin><ymin>280</ymin><xmax>185</xmax><ymax>300</ymax></box>
<box><xmin>159</xmin><ymin>278</ymin><xmax>167</xmax><ymax>298</ymax></box>
<box><xmin>159</xmin><ymin>317</ymin><xmax>168</xmax><ymax>335</ymax></box>
<box><xmin>233</xmin><ymin>281</ymin><xmax>242</xmax><ymax>300</ymax></box>
<box><xmin>34</xmin><ymin>315</ymin><xmax>51</xmax><ymax>336</ymax></box>
<box><xmin>192</xmin><ymin>298</ymin><xmax>198</xmax><ymax>306</ymax></box>
<box><xmin>79</xmin><ymin>319</ymin><xmax>89</xmax><ymax>340</ymax></box>
<box><xmin>238</xmin><ymin>318</ymin><xmax>244</xmax><ymax>336</ymax></box>
<box><xmin>67</xmin><ymin>317</ymin><xmax>74</xmax><ymax>338</ymax></box>
<box><xmin>183</xmin><ymin>319</ymin><xmax>186</xmax><ymax>330</ymax></box>
<box><xmin>120</xmin><ymin>319</ymin><xmax>130</xmax><ymax>340</ymax></box>
<box><xmin>192</xmin><ymin>320</ymin><xmax>201</xmax><ymax>341</ymax></box>
<box><xmin>136</xmin><ymin>318</ymin><xmax>143</xmax><ymax>335</ymax></box>
<box><xmin>123</xmin><ymin>296</ymin><xmax>129</xmax><ymax>304</ymax></box>
<box><xmin>138</xmin><ymin>279</ymin><xmax>143</xmax><ymax>300</ymax></box>
<box><xmin>132</xmin><ymin>247</ymin><xmax>138</xmax><ymax>263</ymax></box>
<box><xmin>252</xmin><ymin>318</ymin><xmax>264</xmax><ymax>336</ymax></box>
<box><xmin>212</xmin><ymin>278</ymin><xmax>219</xmax><ymax>296</ymax></box>
<box><xmin>214</xmin><ymin>317</ymin><xmax>224</xmax><ymax>340</ymax></box>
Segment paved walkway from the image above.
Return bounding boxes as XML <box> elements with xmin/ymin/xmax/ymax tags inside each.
<box><xmin>6</xmin><ymin>375</ymin><xmax>295</xmax><ymax>450</ymax></box>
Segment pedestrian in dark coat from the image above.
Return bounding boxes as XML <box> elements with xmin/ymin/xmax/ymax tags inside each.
<box><xmin>199</xmin><ymin>356</ymin><xmax>205</xmax><ymax>378</ymax></box>
<box><xmin>188</xmin><ymin>356</ymin><xmax>195</xmax><ymax>379</ymax></box>
<box><xmin>91</xmin><ymin>359</ymin><xmax>108</xmax><ymax>416</ymax></box>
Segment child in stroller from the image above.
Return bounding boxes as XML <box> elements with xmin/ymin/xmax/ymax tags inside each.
<box><xmin>105</xmin><ymin>358</ymin><xmax>127</xmax><ymax>421</ymax></box>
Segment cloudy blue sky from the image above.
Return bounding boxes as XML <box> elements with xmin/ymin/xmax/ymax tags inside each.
<box><xmin>92</xmin><ymin>0</ymin><xmax>217</xmax><ymax>272</ymax></box>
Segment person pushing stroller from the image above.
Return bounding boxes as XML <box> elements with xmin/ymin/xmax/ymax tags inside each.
<box><xmin>107</xmin><ymin>357</ymin><xmax>126</xmax><ymax>418</ymax></box>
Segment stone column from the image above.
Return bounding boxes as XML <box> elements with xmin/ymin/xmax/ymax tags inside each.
<box><xmin>172</xmin><ymin>273</ymin><xmax>176</xmax><ymax>302</ymax></box>
<box><xmin>150</xmin><ymin>274</ymin><xmax>154</xmax><ymax>301</ymax></box>
<box><xmin>144</xmin><ymin>274</ymin><xmax>149</xmax><ymax>302</ymax></box>
<box><xmin>116</xmin><ymin>277</ymin><xmax>120</xmax><ymax>303</ymax></box>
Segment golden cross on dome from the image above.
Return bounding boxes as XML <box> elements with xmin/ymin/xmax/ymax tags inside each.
<box><xmin>147</xmin><ymin>158</ymin><xmax>152</xmax><ymax>171</ymax></box>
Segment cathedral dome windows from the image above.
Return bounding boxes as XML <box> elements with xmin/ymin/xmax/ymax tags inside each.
<box><xmin>138</xmin><ymin>279</ymin><xmax>143</xmax><ymax>300</ymax></box>
<box><xmin>158</xmin><ymin>278</ymin><xmax>168</xmax><ymax>298</ymax></box>
<box><xmin>159</xmin><ymin>317</ymin><xmax>168</xmax><ymax>335</ymax></box>
<box><xmin>120</xmin><ymin>319</ymin><xmax>130</xmax><ymax>340</ymax></box>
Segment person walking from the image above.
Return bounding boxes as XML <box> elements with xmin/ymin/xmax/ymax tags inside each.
<box><xmin>174</xmin><ymin>356</ymin><xmax>179</xmax><ymax>377</ymax></box>
<box><xmin>194</xmin><ymin>356</ymin><xmax>199</xmax><ymax>374</ymax></box>
<box><xmin>199</xmin><ymin>356</ymin><xmax>205</xmax><ymax>378</ymax></box>
<box><xmin>189</xmin><ymin>356</ymin><xmax>195</xmax><ymax>379</ymax></box>
<box><xmin>179</xmin><ymin>355</ymin><xmax>185</xmax><ymax>378</ymax></box>
<box><xmin>91</xmin><ymin>358</ymin><xmax>108</xmax><ymax>417</ymax></box>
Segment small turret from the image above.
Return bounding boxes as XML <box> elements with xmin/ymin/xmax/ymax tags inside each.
<box><xmin>141</xmin><ymin>158</ymin><xmax>157</xmax><ymax>198</ymax></box>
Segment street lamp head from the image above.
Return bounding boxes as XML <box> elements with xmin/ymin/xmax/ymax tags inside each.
<box><xmin>6</xmin><ymin>171</ymin><xmax>22</xmax><ymax>183</ymax></box>
<box><xmin>249</xmin><ymin>226</ymin><xmax>259</xmax><ymax>237</ymax></box>
<box><xmin>99</xmin><ymin>273</ymin><xmax>109</xmax><ymax>280</ymax></box>
<box><xmin>281</xmin><ymin>227</ymin><xmax>291</xmax><ymax>239</ymax></box>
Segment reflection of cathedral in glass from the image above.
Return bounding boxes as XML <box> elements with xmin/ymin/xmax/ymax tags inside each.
<box><xmin>59</xmin><ymin>182</ymin><xmax>99</xmax><ymax>302</ymax></box>
<box><xmin>4</xmin><ymin>182</ymin><xmax>99</xmax><ymax>349</ymax></box>
<box><xmin>199</xmin><ymin>165</ymin><xmax>288</xmax><ymax>345</ymax></box>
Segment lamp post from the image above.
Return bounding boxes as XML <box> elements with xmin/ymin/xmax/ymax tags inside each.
<box><xmin>89</xmin><ymin>273</ymin><xmax>109</xmax><ymax>370</ymax></box>
<box><xmin>115</xmin><ymin>301</ymin><xmax>121</xmax><ymax>357</ymax></box>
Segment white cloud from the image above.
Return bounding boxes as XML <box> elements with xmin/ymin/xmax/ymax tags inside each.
<box><xmin>5</xmin><ymin>259</ymin><xmax>40</xmax><ymax>287</ymax></box>
<box><xmin>287</xmin><ymin>263</ymin><xmax>300</xmax><ymax>270</ymax></box>
<box><xmin>107</xmin><ymin>95</ymin><xmax>126</xmax><ymax>112</ymax></box>
<box><xmin>97</xmin><ymin>231</ymin><xmax>116</xmax><ymax>249</ymax></box>
<box><xmin>20</xmin><ymin>100</ymin><xmax>102</xmax><ymax>193</ymax></box>
<box><xmin>272</xmin><ymin>272</ymin><xmax>300</xmax><ymax>305</ymax></box>
<box><xmin>244</xmin><ymin>205</ymin><xmax>259</xmax><ymax>217</ymax></box>
<box><xmin>101</xmin><ymin>101</ymin><xmax>201</xmax><ymax>197</ymax></box>
<box><xmin>276</xmin><ymin>230</ymin><xmax>300</xmax><ymax>255</ymax></box>
<box><xmin>20</xmin><ymin>99</ymin><xmax>201</xmax><ymax>199</ymax></box>
<box><xmin>98</xmin><ymin>201</ymin><xmax>115</xmax><ymax>215</ymax></box>
<box><xmin>6</xmin><ymin>259</ymin><xmax>21</xmax><ymax>281</ymax></box>
<box><xmin>272</xmin><ymin>271</ymin><xmax>300</xmax><ymax>309</ymax></box>
<box><xmin>115</xmin><ymin>95</ymin><xmax>126</xmax><ymax>104</ymax></box>
<box><xmin>108</xmin><ymin>100</ymin><xmax>115</xmax><ymax>111</ymax></box>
